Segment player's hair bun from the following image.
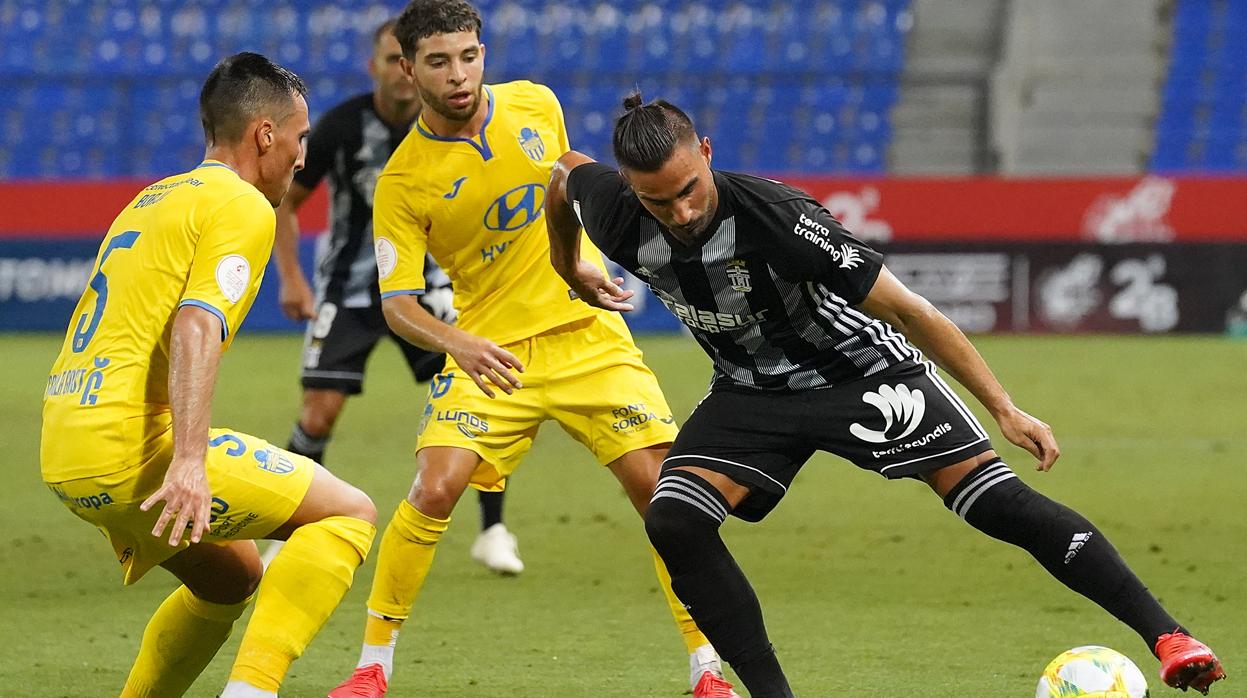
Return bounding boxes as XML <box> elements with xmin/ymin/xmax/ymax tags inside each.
<box><xmin>622</xmin><ymin>91</ymin><xmax>644</xmax><ymax>111</ymax></box>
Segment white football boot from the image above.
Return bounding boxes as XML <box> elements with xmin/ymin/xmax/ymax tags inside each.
<box><xmin>470</xmin><ymin>522</ymin><xmax>524</xmax><ymax>575</ymax></box>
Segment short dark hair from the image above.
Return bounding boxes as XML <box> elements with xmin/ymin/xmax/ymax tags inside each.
<box><xmin>612</xmin><ymin>91</ymin><xmax>697</xmax><ymax>172</ymax></box>
<box><xmin>200</xmin><ymin>52</ymin><xmax>307</xmax><ymax>146</ymax></box>
<box><xmin>373</xmin><ymin>18</ymin><xmax>398</xmax><ymax>47</ymax></box>
<box><xmin>393</xmin><ymin>0</ymin><xmax>482</xmax><ymax>59</ymax></box>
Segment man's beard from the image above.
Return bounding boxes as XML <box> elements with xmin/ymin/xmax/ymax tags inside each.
<box><xmin>418</xmin><ymin>83</ymin><xmax>482</xmax><ymax>123</ymax></box>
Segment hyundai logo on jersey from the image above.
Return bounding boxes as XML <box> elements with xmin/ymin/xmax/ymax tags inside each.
<box><xmin>518</xmin><ymin>127</ymin><xmax>545</xmax><ymax>161</ymax></box>
<box><xmin>485</xmin><ymin>183</ymin><xmax>546</xmax><ymax>232</ymax></box>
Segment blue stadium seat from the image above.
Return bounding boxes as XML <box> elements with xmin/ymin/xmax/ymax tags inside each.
<box><xmin>1153</xmin><ymin>0</ymin><xmax>1247</xmax><ymax>172</ymax></box>
<box><xmin>1</xmin><ymin>0</ymin><xmax>912</xmax><ymax>177</ymax></box>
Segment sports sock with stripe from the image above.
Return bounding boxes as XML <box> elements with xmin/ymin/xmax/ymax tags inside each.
<box><xmin>944</xmin><ymin>458</ymin><xmax>1184</xmax><ymax>651</ymax></box>
<box><xmin>287</xmin><ymin>422</ymin><xmax>328</xmax><ymax>464</ymax></box>
<box><xmin>646</xmin><ymin>469</ymin><xmax>794</xmax><ymax>698</ymax></box>
<box><xmin>357</xmin><ymin>500</ymin><xmax>450</xmax><ymax>680</ymax></box>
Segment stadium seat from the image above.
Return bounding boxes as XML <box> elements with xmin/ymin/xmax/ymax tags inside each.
<box><xmin>1152</xmin><ymin>0</ymin><xmax>1247</xmax><ymax>172</ymax></box>
<box><xmin>0</xmin><ymin>0</ymin><xmax>913</xmax><ymax>177</ymax></box>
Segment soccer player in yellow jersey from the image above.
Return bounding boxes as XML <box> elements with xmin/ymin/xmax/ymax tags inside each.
<box><xmin>329</xmin><ymin>2</ymin><xmax>736</xmax><ymax>697</ymax></box>
<box><xmin>40</xmin><ymin>53</ymin><xmax>378</xmax><ymax>698</ymax></box>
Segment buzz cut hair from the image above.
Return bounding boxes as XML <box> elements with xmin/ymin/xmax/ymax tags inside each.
<box><xmin>393</xmin><ymin>0</ymin><xmax>483</xmax><ymax>60</ymax></box>
<box><xmin>612</xmin><ymin>90</ymin><xmax>698</xmax><ymax>173</ymax></box>
<box><xmin>373</xmin><ymin>17</ymin><xmax>399</xmax><ymax>47</ymax></box>
<box><xmin>199</xmin><ymin>52</ymin><xmax>307</xmax><ymax>146</ymax></box>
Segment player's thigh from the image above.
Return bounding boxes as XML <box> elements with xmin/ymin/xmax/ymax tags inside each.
<box><xmin>267</xmin><ymin>461</ymin><xmax>376</xmax><ymax>540</ymax></box>
<box><xmin>607</xmin><ymin>444</ymin><xmax>669</xmax><ymax>515</ymax></box>
<box><xmin>664</xmin><ymin>386</ymin><xmax>814</xmax><ymax>522</ymax></box>
<box><xmin>300</xmin><ymin>303</ymin><xmax>385</xmax><ymax>396</ymax></box>
<box><xmin>159</xmin><ymin>539</ymin><xmax>263</xmax><ymax>604</ymax></box>
<box><xmin>810</xmin><ymin>360</ymin><xmax>993</xmax><ymax>481</ymax></box>
<box><xmin>416</xmin><ymin>361</ymin><xmax>543</xmax><ymax>493</ymax></box>
<box><xmin>543</xmin><ymin>315</ymin><xmax>679</xmax><ymax>467</ymax></box>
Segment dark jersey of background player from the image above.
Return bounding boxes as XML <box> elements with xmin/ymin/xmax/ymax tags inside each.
<box><xmin>294</xmin><ymin>92</ymin><xmax>450</xmax><ymax>309</ymax></box>
<box><xmin>566</xmin><ymin>163</ymin><xmax>918</xmax><ymax>391</ymax></box>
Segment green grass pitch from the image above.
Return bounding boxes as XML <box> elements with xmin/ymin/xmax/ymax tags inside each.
<box><xmin>3</xmin><ymin>333</ymin><xmax>1244</xmax><ymax>697</ymax></box>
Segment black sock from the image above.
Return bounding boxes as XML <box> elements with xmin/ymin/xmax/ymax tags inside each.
<box><xmin>478</xmin><ymin>490</ymin><xmax>505</xmax><ymax>530</ymax></box>
<box><xmin>287</xmin><ymin>422</ymin><xmax>328</xmax><ymax>464</ymax></box>
<box><xmin>945</xmin><ymin>459</ymin><xmax>1184</xmax><ymax>653</ymax></box>
<box><xmin>646</xmin><ymin>470</ymin><xmax>794</xmax><ymax>698</ymax></box>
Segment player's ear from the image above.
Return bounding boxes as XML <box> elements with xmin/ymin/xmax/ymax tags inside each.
<box><xmin>255</xmin><ymin>119</ymin><xmax>275</xmax><ymax>154</ymax></box>
<box><xmin>399</xmin><ymin>56</ymin><xmax>415</xmax><ymax>80</ymax></box>
<box><xmin>700</xmin><ymin>136</ymin><xmax>712</xmax><ymax>166</ymax></box>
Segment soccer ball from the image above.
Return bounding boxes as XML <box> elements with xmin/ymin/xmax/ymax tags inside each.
<box><xmin>1036</xmin><ymin>645</ymin><xmax>1149</xmax><ymax>697</ymax></box>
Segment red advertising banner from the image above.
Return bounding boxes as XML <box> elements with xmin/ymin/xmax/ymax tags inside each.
<box><xmin>782</xmin><ymin>176</ymin><xmax>1247</xmax><ymax>243</ymax></box>
<box><xmin>3</xmin><ymin>176</ymin><xmax>1246</xmax><ymax>241</ymax></box>
<box><xmin>0</xmin><ymin>181</ymin><xmax>331</xmax><ymax>237</ymax></box>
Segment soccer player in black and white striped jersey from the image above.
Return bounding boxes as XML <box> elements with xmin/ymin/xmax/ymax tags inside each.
<box><xmin>544</xmin><ymin>93</ymin><xmax>1226</xmax><ymax>696</ymax></box>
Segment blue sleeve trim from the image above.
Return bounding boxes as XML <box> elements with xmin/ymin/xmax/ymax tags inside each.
<box><xmin>178</xmin><ymin>299</ymin><xmax>230</xmax><ymax>341</ymax></box>
<box><xmin>380</xmin><ymin>289</ymin><xmax>426</xmax><ymax>299</ymax></box>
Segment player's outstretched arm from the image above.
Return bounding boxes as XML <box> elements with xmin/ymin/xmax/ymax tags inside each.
<box><xmin>381</xmin><ymin>293</ymin><xmax>523</xmax><ymax>399</ymax></box>
<box><xmin>273</xmin><ymin>181</ymin><xmax>315</xmax><ymax>321</ymax></box>
<box><xmin>141</xmin><ymin>305</ymin><xmax>222</xmax><ymax>545</ymax></box>
<box><xmin>859</xmin><ymin>267</ymin><xmax>1061</xmax><ymax>471</ymax></box>
<box><xmin>546</xmin><ymin>151</ymin><xmax>635</xmax><ymax>312</ymax></box>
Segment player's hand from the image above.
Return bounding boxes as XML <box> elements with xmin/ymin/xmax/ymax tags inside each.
<box><xmin>141</xmin><ymin>457</ymin><xmax>213</xmax><ymax>546</ymax></box>
<box><xmin>279</xmin><ymin>274</ymin><xmax>316</xmax><ymax>321</ymax></box>
<box><xmin>567</xmin><ymin>260</ymin><xmax>635</xmax><ymax>312</ymax></box>
<box><xmin>446</xmin><ymin>330</ymin><xmax>525</xmax><ymax>399</ymax></box>
<box><xmin>995</xmin><ymin>407</ymin><xmax>1060</xmax><ymax>471</ymax></box>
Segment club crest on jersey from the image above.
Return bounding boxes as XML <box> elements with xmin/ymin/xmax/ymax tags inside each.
<box><xmin>517</xmin><ymin>127</ymin><xmax>545</xmax><ymax>161</ymax></box>
<box><xmin>726</xmin><ymin>259</ymin><xmax>752</xmax><ymax>292</ymax></box>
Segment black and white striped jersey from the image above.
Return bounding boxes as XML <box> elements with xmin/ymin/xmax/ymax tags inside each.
<box><xmin>567</xmin><ymin>162</ymin><xmax>921</xmax><ymax>391</ymax></box>
<box><xmin>295</xmin><ymin>93</ymin><xmax>449</xmax><ymax>308</ymax></box>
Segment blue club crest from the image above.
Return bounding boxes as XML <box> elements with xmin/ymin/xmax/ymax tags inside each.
<box><xmin>518</xmin><ymin>127</ymin><xmax>545</xmax><ymax>161</ymax></box>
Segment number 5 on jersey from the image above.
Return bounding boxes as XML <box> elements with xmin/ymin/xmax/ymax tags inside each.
<box><xmin>72</xmin><ymin>230</ymin><xmax>141</xmax><ymax>353</ymax></box>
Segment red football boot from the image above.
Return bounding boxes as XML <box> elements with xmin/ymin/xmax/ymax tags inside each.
<box><xmin>692</xmin><ymin>670</ymin><xmax>741</xmax><ymax>698</ymax></box>
<box><xmin>327</xmin><ymin>663</ymin><xmax>388</xmax><ymax>698</ymax></box>
<box><xmin>1155</xmin><ymin>631</ymin><xmax>1226</xmax><ymax>694</ymax></box>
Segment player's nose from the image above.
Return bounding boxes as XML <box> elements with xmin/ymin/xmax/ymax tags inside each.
<box><xmin>670</xmin><ymin>201</ymin><xmax>695</xmax><ymax>227</ymax></box>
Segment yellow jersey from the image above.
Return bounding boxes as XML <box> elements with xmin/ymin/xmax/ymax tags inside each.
<box><xmin>41</xmin><ymin>161</ymin><xmax>275</xmax><ymax>481</ymax></box>
<box><xmin>373</xmin><ymin>80</ymin><xmax>607</xmax><ymax>346</ymax></box>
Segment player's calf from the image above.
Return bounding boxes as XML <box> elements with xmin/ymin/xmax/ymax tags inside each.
<box><xmin>646</xmin><ymin>470</ymin><xmax>793</xmax><ymax>698</ymax></box>
<box><xmin>942</xmin><ymin>459</ymin><xmax>1189</xmax><ymax>654</ymax></box>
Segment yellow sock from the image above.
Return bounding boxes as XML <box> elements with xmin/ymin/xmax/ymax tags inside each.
<box><xmin>364</xmin><ymin>500</ymin><xmax>450</xmax><ymax>622</ymax></box>
<box><xmin>228</xmin><ymin>516</ymin><xmax>375</xmax><ymax>691</ymax></box>
<box><xmin>121</xmin><ymin>585</ymin><xmax>249</xmax><ymax>698</ymax></box>
<box><xmin>652</xmin><ymin>548</ymin><xmax>710</xmax><ymax>654</ymax></box>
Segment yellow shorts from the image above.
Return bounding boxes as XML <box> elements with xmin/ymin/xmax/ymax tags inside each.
<box><xmin>417</xmin><ymin>313</ymin><xmax>679</xmax><ymax>491</ymax></box>
<box><xmin>45</xmin><ymin>428</ymin><xmax>316</xmax><ymax>585</ymax></box>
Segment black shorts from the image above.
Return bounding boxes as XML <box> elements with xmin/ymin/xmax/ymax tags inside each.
<box><xmin>665</xmin><ymin>360</ymin><xmax>992</xmax><ymax>522</ymax></box>
<box><xmin>299</xmin><ymin>301</ymin><xmax>445</xmax><ymax>394</ymax></box>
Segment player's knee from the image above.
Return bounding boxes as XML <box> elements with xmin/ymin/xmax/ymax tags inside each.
<box><xmin>408</xmin><ymin>480</ymin><xmax>460</xmax><ymax>520</ymax></box>
<box><xmin>299</xmin><ymin>411</ymin><xmax>337</xmax><ymax>438</ymax></box>
<box><xmin>337</xmin><ymin>484</ymin><xmax>377</xmax><ymax>525</ymax></box>
<box><xmin>194</xmin><ymin>554</ymin><xmax>262</xmax><ymax>605</ymax></box>
<box><xmin>645</xmin><ymin>495</ymin><xmax>706</xmax><ymax>558</ymax></box>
